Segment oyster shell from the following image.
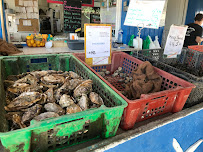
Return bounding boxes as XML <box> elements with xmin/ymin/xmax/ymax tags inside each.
<box><xmin>5</xmin><ymin>112</ymin><xmax>23</xmax><ymax>120</ymax></box>
<box><xmin>78</xmin><ymin>94</ymin><xmax>89</xmax><ymax>110</ymax></box>
<box><xmin>12</xmin><ymin>114</ymin><xmax>26</xmax><ymax>128</ymax></box>
<box><xmin>73</xmin><ymin>80</ymin><xmax>93</xmax><ymax>98</ymax></box>
<box><xmin>66</xmin><ymin>103</ymin><xmax>82</xmax><ymax>114</ymax></box>
<box><xmin>69</xmin><ymin>71</ymin><xmax>81</xmax><ymax>79</ymax></box>
<box><xmin>33</xmin><ymin>112</ymin><xmax>59</xmax><ymax>121</ymax></box>
<box><xmin>15</xmin><ymin>74</ymin><xmax>38</xmax><ymax>86</ymax></box>
<box><xmin>89</xmin><ymin>92</ymin><xmax>104</xmax><ymax>107</ymax></box>
<box><xmin>68</xmin><ymin>79</ymin><xmax>83</xmax><ymax>90</ymax></box>
<box><xmin>4</xmin><ymin>80</ymin><xmax>15</xmax><ymax>88</ymax></box>
<box><xmin>55</xmin><ymin>79</ymin><xmax>83</xmax><ymax>101</ymax></box>
<box><xmin>45</xmin><ymin>88</ymin><xmax>55</xmax><ymax>103</ymax></box>
<box><xmin>22</xmin><ymin>104</ymin><xmax>42</xmax><ymax>123</ymax></box>
<box><xmin>30</xmin><ymin>71</ymin><xmax>49</xmax><ymax>79</ymax></box>
<box><xmin>41</xmin><ymin>74</ymin><xmax>65</xmax><ymax>85</ymax></box>
<box><xmin>44</xmin><ymin>103</ymin><xmax>65</xmax><ymax>116</ymax></box>
<box><xmin>5</xmin><ymin>92</ymin><xmax>43</xmax><ymax>111</ymax></box>
<box><xmin>59</xmin><ymin>94</ymin><xmax>74</xmax><ymax>108</ymax></box>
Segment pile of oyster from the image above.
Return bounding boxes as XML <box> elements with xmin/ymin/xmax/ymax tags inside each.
<box><xmin>4</xmin><ymin>70</ymin><xmax>104</xmax><ymax>130</ymax></box>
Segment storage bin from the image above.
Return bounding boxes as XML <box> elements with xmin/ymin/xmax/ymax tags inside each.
<box><xmin>0</xmin><ymin>54</ymin><xmax>127</xmax><ymax>152</ymax></box>
<box><xmin>73</xmin><ymin>52</ymin><xmax>195</xmax><ymax>130</ymax></box>
<box><xmin>132</xmin><ymin>48</ymin><xmax>203</xmax><ymax>107</ymax></box>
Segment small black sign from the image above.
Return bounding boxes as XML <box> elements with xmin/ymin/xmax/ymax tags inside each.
<box><xmin>64</xmin><ymin>0</ymin><xmax>82</xmax><ymax>33</ymax></box>
<box><xmin>82</xmin><ymin>0</ymin><xmax>93</xmax><ymax>5</ymax></box>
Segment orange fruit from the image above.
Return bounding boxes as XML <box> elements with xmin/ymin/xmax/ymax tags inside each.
<box><xmin>31</xmin><ymin>40</ymin><xmax>34</xmax><ymax>44</ymax></box>
<box><xmin>27</xmin><ymin>43</ymin><xmax>32</xmax><ymax>47</ymax></box>
<box><xmin>27</xmin><ymin>39</ymin><xmax>31</xmax><ymax>43</ymax></box>
<box><xmin>33</xmin><ymin>43</ymin><xmax>37</xmax><ymax>47</ymax></box>
<box><xmin>40</xmin><ymin>42</ymin><xmax>43</xmax><ymax>46</ymax></box>
<box><xmin>36</xmin><ymin>41</ymin><xmax>40</xmax><ymax>45</ymax></box>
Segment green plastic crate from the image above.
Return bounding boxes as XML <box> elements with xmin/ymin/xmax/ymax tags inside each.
<box><xmin>0</xmin><ymin>54</ymin><xmax>127</xmax><ymax>152</ymax></box>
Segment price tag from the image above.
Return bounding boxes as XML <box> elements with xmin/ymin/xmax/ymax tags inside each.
<box><xmin>85</xmin><ymin>24</ymin><xmax>112</xmax><ymax>66</ymax></box>
<box><xmin>164</xmin><ymin>25</ymin><xmax>188</xmax><ymax>57</ymax></box>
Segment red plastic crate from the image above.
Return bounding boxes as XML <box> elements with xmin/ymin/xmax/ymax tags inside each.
<box><xmin>73</xmin><ymin>52</ymin><xmax>195</xmax><ymax>130</ymax></box>
<box><xmin>188</xmin><ymin>45</ymin><xmax>203</xmax><ymax>52</ymax></box>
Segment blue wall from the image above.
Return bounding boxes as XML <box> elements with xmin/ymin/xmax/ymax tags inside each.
<box><xmin>106</xmin><ymin>109</ymin><xmax>203</xmax><ymax>152</ymax></box>
<box><xmin>185</xmin><ymin>0</ymin><xmax>203</xmax><ymax>24</ymax></box>
<box><xmin>121</xmin><ymin>0</ymin><xmax>164</xmax><ymax>45</ymax></box>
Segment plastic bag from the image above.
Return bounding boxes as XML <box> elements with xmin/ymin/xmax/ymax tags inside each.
<box><xmin>154</xmin><ymin>36</ymin><xmax>161</xmax><ymax>49</ymax></box>
<box><xmin>148</xmin><ymin>35</ymin><xmax>156</xmax><ymax>49</ymax></box>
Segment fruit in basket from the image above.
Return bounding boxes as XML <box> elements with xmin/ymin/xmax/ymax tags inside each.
<box><xmin>26</xmin><ymin>36</ymin><xmax>31</xmax><ymax>40</ymax></box>
<box><xmin>30</xmin><ymin>40</ymin><xmax>34</xmax><ymax>44</ymax></box>
<box><xmin>33</xmin><ymin>43</ymin><xmax>37</xmax><ymax>47</ymax></box>
<box><xmin>4</xmin><ymin>70</ymin><xmax>104</xmax><ymax>130</ymax></box>
<box><xmin>27</xmin><ymin>42</ymin><xmax>32</xmax><ymax>47</ymax></box>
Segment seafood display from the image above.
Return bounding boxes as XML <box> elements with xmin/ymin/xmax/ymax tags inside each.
<box><xmin>4</xmin><ymin>70</ymin><xmax>104</xmax><ymax>130</ymax></box>
<box><xmin>98</xmin><ymin>61</ymin><xmax>162</xmax><ymax>100</ymax></box>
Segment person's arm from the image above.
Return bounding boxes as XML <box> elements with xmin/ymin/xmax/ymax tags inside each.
<box><xmin>195</xmin><ymin>36</ymin><xmax>203</xmax><ymax>44</ymax></box>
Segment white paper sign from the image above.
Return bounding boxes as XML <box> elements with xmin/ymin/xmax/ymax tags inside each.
<box><xmin>86</xmin><ymin>26</ymin><xmax>111</xmax><ymax>58</ymax></box>
<box><xmin>100</xmin><ymin>7</ymin><xmax>116</xmax><ymax>24</ymax></box>
<box><xmin>26</xmin><ymin>7</ymin><xmax>34</xmax><ymax>13</ymax></box>
<box><xmin>164</xmin><ymin>25</ymin><xmax>188</xmax><ymax>57</ymax></box>
<box><xmin>124</xmin><ymin>0</ymin><xmax>165</xmax><ymax>29</ymax></box>
<box><xmin>19</xmin><ymin>0</ymin><xmax>23</xmax><ymax>6</ymax></box>
<box><xmin>23</xmin><ymin>20</ymin><xmax>28</xmax><ymax>26</ymax></box>
<box><xmin>93</xmin><ymin>57</ymin><xmax>109</xmax><ymax>65</ymax></box>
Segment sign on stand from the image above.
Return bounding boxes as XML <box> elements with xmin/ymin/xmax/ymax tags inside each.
<box><xmin>164</xmin><ymin>25</ymin><xmax>188</xmax><ymax>58</ymax></box>
<box><xmin>85</xmin><ymin>24</ymin><xmax>112</xmax><ymax>66</ymax></box>
<box><xmin>124</xmin><ymin>0</ymin><xmax>165</xmax><ymax>29</ymax></box>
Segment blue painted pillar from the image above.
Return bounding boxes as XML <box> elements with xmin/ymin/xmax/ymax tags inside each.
<box><xmin>0</xmin><ymin>0</ymin><xmax>7</xmax><ymax>40</ymax></box>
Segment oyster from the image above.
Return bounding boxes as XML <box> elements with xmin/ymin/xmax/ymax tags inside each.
<box><xmin>78</xmin><ymin>94</ymin><xmax>89</xmax><ymax>110</ymax></box>
<box><xmin>66</xmin><ymin>103</ymin><xmax>82</xmax><ymax>114</ymax></box>
<box><xmin>45</xmin><ymin>88</ymin><xmax>55</xmax><ymax>103</ymax></box>
<box><xmin>12</xmin><ymin>114</ymin><xmax>26</xmax><ymax>128</ymax></box>
<box><xmin>33</xmin><ymin>112</ymin><xmax>59</xmax><ymax>121</ymax></box>
<box><xmin>22</xmin><ymin>104</ymin><xmax>42</xmax><ymax>123</ymax></box>
<box><xmin>5</xmin><ymin>112</ymin><xmax>23</xmax><ymax>120</ymax></box>
<box><xmin>15</xmin><ymin>74</ymin><xmax>38</xmax><ymax>86</ymax></box>
<box><xmin>37</xmin><ymin>94</ymin><xmax>48</xmax><ymax>104</ymax></box>
<box><xmin>4</xmin><ymin>80</ymin><xmax>15</xmax><ymax>88</ymax></box>
<box><xmin>89</xmin><ymin>92</ymin><xmax>104</xmax><ymax>107</ymax></box>
<box><xmin>73</xmin><ymin>80</ymin><xmax>93</xmax><ymax>98</ymax></box>
<box><xmin>44</xmin><ymin>103</ymin><xmax>65</xmax><ymax>116</ymax></box>
<box><xmin>69</xmin><ymin>71</ymin><xmax>81</xmax><ymax>79</ymax></box>
<box><xmin>68</xmin><ymin>79</ymin><xmax>83</xmax><ymax>90</ymax></box>
<box><xmin>5</xmin><ymin>92</ymin><xmax>43</xmax><ymax>111</ymax></box>
<box><xmin>55</xmin><ymin>79</ymin><xmax>83</xmax><ymax>101</ymax></box>
<box><xmin>41</xmin><ymin>74</ymin><xmax>65</xmax><ymax>85</ymax></box>
<box><xmin>30</xmin><ymin>71</ymin><xmax>49</xmax><ymax>79</ymax></box>
<box><xmin>59</xmin><ymin>94</ymin><xmax>74</xmax><ymax>108</ymax></box>
<box><xmin>6</xmin><ymin>74</ymin><xmax>27</xmax><ymax>81</ymax></box>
